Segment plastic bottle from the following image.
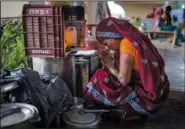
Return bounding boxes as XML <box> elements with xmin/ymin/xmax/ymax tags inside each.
<box><xmin>64</xmin><ymin>27</ymin><xmax>77</xmax><ymax>46</ymax></box>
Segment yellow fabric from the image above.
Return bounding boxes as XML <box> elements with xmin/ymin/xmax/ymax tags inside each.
<box><xmin>120</xmin><ymin>38</ymin><xmax>139</xmax><ymax>70</ymax></box>
<box><xmin>161</xmin><ymin>13</ymin><xmax>167</xmax><ymax>20</ymax></box>
<box><xmin>49</xmin><ymin>1</ymin><xmax>71</xmax><ymax>5</ymax></box>
<box><xmin>168</xmin><ymin>36</ymin><xmax>173</xmax><ymax>43</ymax></box>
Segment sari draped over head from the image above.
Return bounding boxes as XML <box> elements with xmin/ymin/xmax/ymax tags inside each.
<box><xmin>153</xmin><ymin>8</ymin><xmax>164</xmax><ymax>29</ymax></box>
<box><xmin>84</xmin><ymin>17</ymin><xmax>169</xmax><ymax>116</ymax></box>
<box><xmin>153</xmin><ymin>8</ymin><xmax>163</xmax><ymax>23</ymax></box>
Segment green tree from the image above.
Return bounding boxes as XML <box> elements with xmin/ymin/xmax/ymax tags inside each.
<box><xmin>1</xmin><ymin>19</ymin><xmax>32</xmax><ymax>69</ymax></box>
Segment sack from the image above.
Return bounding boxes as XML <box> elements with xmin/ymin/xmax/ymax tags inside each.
<box><xmin>3</xmin><ymin>68</ymin><xmax>73</xmax><ymax>125</ymax></box>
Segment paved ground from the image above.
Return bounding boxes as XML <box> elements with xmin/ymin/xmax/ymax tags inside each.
<box><xmin>96</xmin><ymin>91</ymin><xmax>185</xmax><ymax>129</ymax></box>
<box><xmin>154</xmin><ymin>41</ymin><xmax>185</xmax><ymax>92</ymax></box>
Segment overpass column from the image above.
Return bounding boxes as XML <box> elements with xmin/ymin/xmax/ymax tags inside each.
<box><xmin>85</xmin><ymin>1</ymin><xmax>98</xmax><ymax>24</ymax></box>
<box><xmin>164</xmin><ymin>0</ymin><xmax>177</xmax><ymax>8</ymax></box>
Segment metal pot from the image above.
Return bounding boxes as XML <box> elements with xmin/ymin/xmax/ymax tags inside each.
<box><xmin>63</xmin><ymin>108</ymin><xmax>101</xmax><ymax>128</ymax></box>
<box><xmin>0</xmin><ymin>81</ymin><xmax>19</xmax><ymax>93</ymax></box>
<box><xmin>0</xmin><ymin>103</ymin><xmax>40</xmax><ymax>129</ymax></box>
<box><xmin>63</xmin><ymin>97</ymin><xmax>101</xmax><ymax>128</ymax></box>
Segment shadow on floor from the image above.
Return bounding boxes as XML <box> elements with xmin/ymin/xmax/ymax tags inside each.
<box><xmin>96</xmin><ymin>91</ymin><xmax>185</xmax><ymax>129</ymax></box>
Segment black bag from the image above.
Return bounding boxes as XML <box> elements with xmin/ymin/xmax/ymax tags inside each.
<box><xmin>1</xmin><ymin>68</ymin><xmax>73</xmax><ymax>125</ymax></box>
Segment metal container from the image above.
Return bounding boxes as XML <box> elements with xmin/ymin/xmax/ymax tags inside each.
<box><xmin>32</xmin><ymin>55</ymin><xmax>76</xmax><ymax>96</ymax></box>
<box><xmin>88</xmin><ymin>55</ymin><xmax>99</xmax><ymax>78</ymax></box>
<box><xmin>0</xmin><ymin>80</ymin><xmax>26</xmax><ymax>103</ymax></box>
<box><xmin>75</xmin><ymin>60</ymin><xmax>89</xmax><ymax>97</ymax></box>
<box><xmin>62</xmin><ymin>97</ymin><xmax>101</xmax><ymax>128</ymax></box>
<box><xmin>63</xmin><ymin>109</ymin><xmax>101</xmax><ymax>128</ymax></box>
<box><xmin>75</xmin><ymin>54</ymin><xmax>99</xmax><ymax>79</ymax></box>
<box><xmin>1</xmin><ymin>103</ymin><xmax>40</xmax><ymax>129</ymax></box>
<box><xmin>1</xmin><ymin>82</ymin><xmax>25</xmax><ymax>103</ymax></box>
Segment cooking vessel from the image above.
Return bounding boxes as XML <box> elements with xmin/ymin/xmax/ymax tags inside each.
<box><xmin>0</xmin><ymin>81</ymin><xmax>19</xmax><ymax>93</ymax></box>
<box><xmin>0</xmin><ymin>103</ymin><xmax>40</xmax><ymax>129</ymax></box>
<box><xmin>63</xmin><ymin>97</ymin><xmax>101</xmax><ymax>128</ymax></box>
<box><xmin>63</xmin><ymin>108</ymin><xmax>101</xmax><ymax>128</ymax></box>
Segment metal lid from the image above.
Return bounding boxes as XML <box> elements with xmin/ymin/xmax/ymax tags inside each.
<box><xmin>0</xmin><ymin>82</ymin><xmax>19</xmax><ymax>93</ymax></box>
<box><xmin>0</xmin><ymin>103</ymin><xmax>39</xmax><ymax>128</ymax></box>
<box><xmin>63</xmin><ymin>108</ymin><xmax>101</xmax><ymax>128</ymax></box>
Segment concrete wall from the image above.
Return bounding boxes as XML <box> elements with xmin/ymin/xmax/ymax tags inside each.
<box><xmin>85</xmin><ymin>1</ymin><xmax>108</xmax><ymax>24</ymax></box>
<box><xmin>85</xmin><ymin>1</ymin><xmax>98</xmax><ymax>24</ymax></box>
<box><xmin>1</xmin><ymin>1</ymin><xmax>29</xmax><ymax>18</ymax></box>
<box><xmin>120</xmin><ymin>3</ymin><xmax>163</xmax><ymax>18</ymax></box>
<box><xmin>116</xmin><ymin>1</ymin><xmax>164</xmax><ymax>19</ymax></box>
<box><xmin>1</xmin><ymin>1</ymin><xmax>108</xmax><ymax>24</ymax></box>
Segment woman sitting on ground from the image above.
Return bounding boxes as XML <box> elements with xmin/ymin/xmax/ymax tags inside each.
<box><xmin>84</xmin><ymin>17</ymin><xmax>170</xmax><ymax>119</ymax></box>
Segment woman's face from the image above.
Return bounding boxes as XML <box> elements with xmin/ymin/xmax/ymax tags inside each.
<box><xmin>103</xmin><ymin>39</ymin><xmax>121</xmax><ymax>50</ymax></box>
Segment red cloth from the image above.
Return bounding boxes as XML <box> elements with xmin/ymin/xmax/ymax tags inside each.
<box><xmin>87</xmin><ymin>26</ymin><xmax>93</xmax><ymax>31</ymax></box>
<box><xmin>84</xmin><ymin>17</ymin><xmax>169</xmax><ymax>114</ymax></box>
<box><xmin>146</xmin><ymin>7</ymin><xmax>156</xmax><ymax>18</ymax></box>
<box><xmin>153</xmin><ymin>8</ymin><xmax>164</xmax><ymax>27</ymax></box>
<box><xmin>146</xmin><ymin>13</ymin><xmax>154</xmax><ymax>18</ymax></box>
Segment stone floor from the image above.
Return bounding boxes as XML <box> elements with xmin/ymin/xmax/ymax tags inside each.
<box><xmin>153</xmin><ymin>40</ymin><xmax>185</xmax><ymax>92</ymax></box>
<box><xmin>94</xmin><ymin>91</ymin><xmax>185</xmax><ymax>129</ymax></box>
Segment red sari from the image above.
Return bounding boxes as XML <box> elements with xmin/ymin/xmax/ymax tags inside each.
<box><xmin>153</xmin><ymin>8</ymin><xmax>164</xmax><ymax>30</ymax></box>
<box><xmin>84</xmin><ymin>17</ymin><xmax>170</xmax><ymax>116</ymax></box>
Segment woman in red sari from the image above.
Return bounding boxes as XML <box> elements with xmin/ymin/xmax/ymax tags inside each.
<box><xmin>84</xmin><ymin>17</ymin><xmax>170</xmax><ymax>118</ymax></box>
<box><xmin>153</xmin><ymin>8</ymin><xmax>164</xmax><ymax>31</ymax></box>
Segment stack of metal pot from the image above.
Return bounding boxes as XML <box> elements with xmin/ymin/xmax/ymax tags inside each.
<box><xmin>0</xmin><ymin>103</ymin><xmax>40</xmax><ymax>129</ymax></box>
<box><xmin>0</xmin><ymin>70</ymin><xmax>40</xmax><ymax>128</ymax></box>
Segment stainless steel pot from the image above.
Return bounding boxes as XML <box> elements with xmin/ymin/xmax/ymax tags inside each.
<box><xmin>0</xmin><ymin>81</ymin><xmax>26</xmax><ymax>103</ymax></box>
<box><xmin>0</xmin><ymin>103</ymin><xmax>40</xmax><ymax>129</ymax></box>
<box><xmin>63</xmin><ymin>97</ymin><xmax>101</xmax><ymax>128</ymax></box>
<box><xmin>63</xmin><ymin>108</ymin><xmax>101</xmax><ymax>128</ymax></box>
<box><xmin>0</xmin><ymin>82</ymin><xmax>19</xmax><ymax>93</ymax></box>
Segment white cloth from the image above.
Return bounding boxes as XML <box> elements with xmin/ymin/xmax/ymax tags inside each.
<box><xmin>75</xmin><ymin>50</ymin><xmax>97</xmax><ymax>56</ymax></box>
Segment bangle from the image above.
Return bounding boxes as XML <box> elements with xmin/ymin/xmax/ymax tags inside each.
<box><xmin>109</xmin><ymin>68</ymin><xmax>118</xmax><ymax>77</ymax></box>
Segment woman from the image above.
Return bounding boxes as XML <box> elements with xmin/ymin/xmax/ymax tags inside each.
<box><xmin>161</xmin><ymin>6</ymin><xmax>176</xmax><ymax>31</ymax></box>
<box><xmin>158</xmin><ymin>6</ymin><xmax>183</xmax><ymax>46</ymax></box>
<box><xmin>84</xmin><ymin>17</ymin><xmax>170</xmax><ymax>118</ymax></box>
<box><xmin>172</xmin><ymin>16</ymin><xmax>184</xmax><ymax>43</ymax></box>
<box><xmin>153</xmin><ymin>8</ymin><xmax>164</xmax><ymax>31</ymax></box>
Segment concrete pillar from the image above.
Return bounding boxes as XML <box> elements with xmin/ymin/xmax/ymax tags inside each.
<box><xmin>164</xmin><ymin>0</ymin><xmax>177</xmax><ymax>9</ymax></box>
<box><xmin>85</xmin><ymin>1</ymin><xmax>98</xmax><ymax>24</ymax></box>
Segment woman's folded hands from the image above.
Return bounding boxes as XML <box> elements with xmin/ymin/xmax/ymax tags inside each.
<box><xmin>100</xmin><ymin>50</ymin><xmax>115</xmax><ymax>69</ymax></box>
